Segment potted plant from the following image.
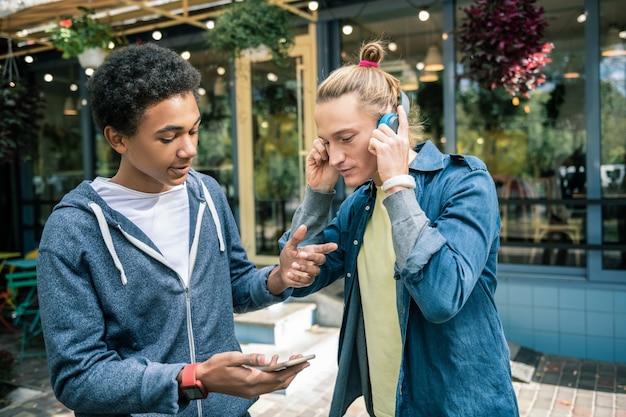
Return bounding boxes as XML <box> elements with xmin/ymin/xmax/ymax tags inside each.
<box><xmin>206</xmin><ymin>0</ymin><xmax>295</xmax><ymax>66</ymax></box>
<box><xmin>457</xmin><ymin>0</ymin><xmax>553</xmax><ymax>97</ymax></box>
<box><xmin>47</xmin><ymin>6</ymin><xmax>126</xmax><ymax>67</ymax></box>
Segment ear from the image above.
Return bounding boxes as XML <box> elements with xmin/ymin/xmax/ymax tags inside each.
<box><xmin>104</xmin><ymin>126</ymin><xmax>127</xmax><ymax>155</ymax></box>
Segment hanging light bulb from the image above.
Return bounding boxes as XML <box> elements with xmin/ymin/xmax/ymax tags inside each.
<box><xmin>419</xmin><ymin>71</ymin><xmax>438</xmax><ymax>82</ymax></box>
<box><xmin>423</xmin><ymin>45</ymin><xmax>444</xmax><ymax>72</ymax></box>
<box><xmin>308</xmin><ymin>1</ymin><xmax>319</xmax><ymax>11</ymax></box>
<box><xmin>342</xmin><ymin>24</ymin><xmax>353</xmax><ymax>36</ymax></box>
<box><xmin>214</xmin><ymin>76</ymin><xmax>227</xmax><ymax>97</ymax></box>
<box><xmin>197</xmin><ymin>87</ymin><xmax>209</xmax><ymax>108</ymax></box>
<box><xmin>401</xmin><ymin>70</ymin><xmax>419</xmax><ymax>91</ymax></box>
<box><xmin>64</xmin><ymin>97</ymin><xmax>77</xmax><ymax>116</ymax></box>
<box><xmin>418</xmin><ymin>9</ymin><xmax>430</xmax><ymax>22</ymax></box>
<box><xmin>602</xmin><ymin>26</ymin><xmax>626</xmax><ymax>57</ymax></box>
<box><xmin>563</xmin><ymin>55</ymin><xmax>581</xmax><ymax>79</ymax></box>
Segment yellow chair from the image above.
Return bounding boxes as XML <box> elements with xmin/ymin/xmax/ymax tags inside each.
<box><xmin>528</xmin><ymin>177</ymin><xmax>582</xmax><ymax>265</ymax></box>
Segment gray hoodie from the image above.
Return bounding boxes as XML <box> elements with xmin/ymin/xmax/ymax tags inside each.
<box><xmin>37</xmin><ymin>170</ymin><xmax>291</xmax><ymax>417</ymax></box>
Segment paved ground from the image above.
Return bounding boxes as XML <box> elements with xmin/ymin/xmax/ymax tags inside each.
<box><xmin>1</xmin><ymin>327</ymin><xmax>625</xmax><ymax>417</ymax></box>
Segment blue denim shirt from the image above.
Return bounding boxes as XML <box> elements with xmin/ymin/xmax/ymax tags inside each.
<box><xmin>282</xmin><ymin>141</ymin><xmax>519</xmax><ymax>416</ymax></box>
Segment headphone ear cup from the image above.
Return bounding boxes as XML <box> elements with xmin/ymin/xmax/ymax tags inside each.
<box><xmin>378</xmin><ymin>113</ymin><xmax>399</xmax><ymax>133</ymax></box>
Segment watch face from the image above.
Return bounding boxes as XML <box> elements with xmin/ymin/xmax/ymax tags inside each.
<box><xmin>182</xmin><ymin>387</ymin><xmax>205</xmax><ymax>400</ymax></box>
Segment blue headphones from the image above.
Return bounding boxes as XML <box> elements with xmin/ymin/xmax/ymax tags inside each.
<box><xmin>377</xmin><ymin>91</ymin><xmax>410</xmax><ymax>133</ymax></box>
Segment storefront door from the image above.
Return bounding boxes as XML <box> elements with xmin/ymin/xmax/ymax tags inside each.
<box><xmin>235</xmin><ymin>30</ymin><xmax>317</xmax><ymax>265</ymax></box>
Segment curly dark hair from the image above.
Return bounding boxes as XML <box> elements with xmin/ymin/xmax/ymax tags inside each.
<box><xmin>87</xmin><ymin>42</ymin><xmax>201</xmax><ymax>136</ymax></box>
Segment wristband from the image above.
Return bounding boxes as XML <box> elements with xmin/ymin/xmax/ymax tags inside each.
<box><xmin>181</xmin><ymin>363</ymin><xmax>208</xmax><ymax>400</ymax></box>
<box><xmin>382</xmin><ymin>174</ymin><xmax>416</xmax><ymax>193</ymax></box>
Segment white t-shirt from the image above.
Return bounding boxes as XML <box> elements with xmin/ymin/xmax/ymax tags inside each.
<box><xmin>91</xmin><ymin>177</ymin><xmax>191</xmax><ymax>285</ymax></box>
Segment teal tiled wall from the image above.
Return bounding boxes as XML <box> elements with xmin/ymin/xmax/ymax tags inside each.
<box><xmin>495</xmin><ymin>282</ymin><xmax>626</xmax><ymax>364</ymax></box>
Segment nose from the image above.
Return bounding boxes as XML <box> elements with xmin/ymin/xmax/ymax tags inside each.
<box><xmin>178</xmin><ymin>134</ymin><xmax>198</xmax><ymax>159</ymax></box>
<box><xmin>327</xmin><ymin>145</ymin><xmax>345</xmax><ymax>168</ymax></box>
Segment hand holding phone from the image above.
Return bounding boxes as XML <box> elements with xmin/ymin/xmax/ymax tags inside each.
<box><xmin>259</xmin><ymin>354</ymin><xmax>316</xmax><ymax>372</ymax></box>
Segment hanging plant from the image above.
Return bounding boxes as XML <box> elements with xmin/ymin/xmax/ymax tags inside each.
<box><xmin>206</xmin><ymin>0</ymin><xmax>295</xmax><ymax>66</ymax></box>
<box><xmin>457</xmin><ymin>0</ymin><xmax>553</xmax><ymax>97</ymax></box>
<box><xmin>47</xmin><ymin>6</ymin><xmax>127</xmax><ymax>60</ymax></box>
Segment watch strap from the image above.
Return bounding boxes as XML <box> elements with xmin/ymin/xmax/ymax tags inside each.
<box><xmin>181</xmin><ymin>363</ymin><xmax>208</xmax><ymax>399</ymax></box>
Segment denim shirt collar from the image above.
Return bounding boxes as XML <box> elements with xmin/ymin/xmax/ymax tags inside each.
<box><xmin>410</xmin><ymin>140</ymin><xmax>446</xmax><ymax>173</ymax></box>
<box><xmin>361</xmin><ymin>141</ymin><xmax>446</xmax><ymax>198</ymax></box>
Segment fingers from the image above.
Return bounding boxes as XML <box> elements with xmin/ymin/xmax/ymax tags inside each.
<box><xmin>307</xmin><ymin>138</ymin><xmax>329</xmax><ymax>166</ymax></box>
<box><xmin>246</xmin><ymin>353</ymin><xmax>270</xmax><ymax>367</ymax></box>
<box><xmin>312</xmin><ymin>138</ymin><xmax>329</xmax><ymax>159</ymax></box>
<box><xmin>396</xmin><ymin>101</ymin><xmax>410</xmax><ymax>137</ymax></box>
<box><xmin>286</xmin><ymin>242</ymin><xmax>337</xmax><ymax>287</ymax></box>
<box><xmin>288</xmin><ymin>224</ymin><xmax>307</xmax><ymax>248</ymax></box>
<box><xmin>201</xmin><ymin>351</ymin><xmax>309</xmax><ymax>399</ymax></box>
<box><xmin>370</xmin><ymin>107</ymin><xmax>411</xmax><ymax>182</ymax></box>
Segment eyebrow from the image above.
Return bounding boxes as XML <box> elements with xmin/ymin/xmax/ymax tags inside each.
<box><xmin>320</xmin><ymin>128</ymin><xmax>355</xmax><ymax>141</ymax></box>
<box><xmin>155</xmin><ymin>115</ymin><xmax>202</xmax><ymax>134</ymax></box>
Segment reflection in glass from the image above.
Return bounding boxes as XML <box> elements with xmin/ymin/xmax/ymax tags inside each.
<box><xmin>456</xmin><ymin>0</ymin><xmax>587</xmax><ymax>267</ymax></box>
<box><xmin>600</xmin><ymin>0</ymin><xmax>626</xmax><ymax>269</ymax></box>
<box><xmin>252</xmin><ymin>58</ymin><xmax>301</xmax><ymax>255</ymax></box>
<box><xmin>192</xmin><ymin>64</ymin><xmax>234</xmax><ymax>203</ymax></box>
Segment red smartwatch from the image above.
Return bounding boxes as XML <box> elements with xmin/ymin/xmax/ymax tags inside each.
<box><xmin>180</xmin><ymin>363</ymin><xmax>208</xmax><ymax>400</ymax></box>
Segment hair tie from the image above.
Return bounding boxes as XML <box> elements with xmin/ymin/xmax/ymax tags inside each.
<box><xmin>359</xmin><ymin>60</ymin><xmax>379</xmax><ymax>68</ymax></box>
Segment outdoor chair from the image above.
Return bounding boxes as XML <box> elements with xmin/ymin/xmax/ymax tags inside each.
<box><xmin>5</xmin><ymin>269</ymin><xmax>45</xmax><ymax>361</ymax></box>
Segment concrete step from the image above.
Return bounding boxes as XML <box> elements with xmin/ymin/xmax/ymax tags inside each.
<box><xmin>234</xmin><ymin>302</ymin><xmax>317</xmax><ymax>345</ymax></box>
<box><xmin>235</xmin><ymin>298</ymin><xmax>343</xmax><ymax>397</ymax></box>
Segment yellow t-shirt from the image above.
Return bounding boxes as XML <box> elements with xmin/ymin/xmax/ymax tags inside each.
<box><xmin>357</xmin><ymin>187</ymin><xmax>403</xmax><ymax>417</ymax></box>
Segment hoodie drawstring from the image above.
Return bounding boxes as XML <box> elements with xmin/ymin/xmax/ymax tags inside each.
<box><xmin>89</xmin><ymin>202</ymin><xmax>128</xmax><ymax>285</ymax></box>
<box><xmin>88</xmin><ymin>181</ymin><xmax>224</xmax><ymax>286</ymax></box>
<box><xmin>201</xmin><ymin>182</ymin><xmax>225</xmax><ymax>252</ymax></box>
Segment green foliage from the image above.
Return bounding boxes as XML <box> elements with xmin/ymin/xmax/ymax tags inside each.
<box><xmin>47</xmin><ymin>6</ymin><xmax>126</xmax><ymax>59</ymax></box>
<box><xmin>207</xmin><ymin>0</ymin><xmax>295</xmax><ymax>66</ymax></box>
<box><xmin>0</xmin><ymin>80</ymin><xmax>46</xmax><ymax>163</ymax></box>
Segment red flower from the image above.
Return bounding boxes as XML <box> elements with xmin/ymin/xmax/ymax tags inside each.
<box><xmin>60</xmin><ymin>19</ymin><xmax>72</xmax><ymax>28</ymax></box>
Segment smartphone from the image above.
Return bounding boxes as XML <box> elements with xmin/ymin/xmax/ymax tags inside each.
<box><xmin>259</xmin><ymin>354</ymin><xmax>316</xmax><ymax>372</ymax></box>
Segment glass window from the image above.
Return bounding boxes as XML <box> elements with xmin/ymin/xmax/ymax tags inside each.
<box><xmin>600</xmin><ymin>0</ymin><xmax>626</xmax><ymax>270</ymax></box>
<box><xmin>456</xmin><ymin>0</ymin><xmax>587</xmax><ymax>267</ymax></box>
<box><xmin>31</xmin><ymin>63</ymin><xmax>85</xmax><ymax>243</ymax></box>
<box><xmin>190</xmin><ymin>58</ymin><xmax>235</xmax><ymax>206</ymax></box>
<box><xmin>340</xmin><ymin>2</ymin><xmax>445</xmax><ymax>150</ymax></box>
<box><xmin>251</xmin><ymin>57</ymin><xmax>302</xmax><ymax>256</ymax></box>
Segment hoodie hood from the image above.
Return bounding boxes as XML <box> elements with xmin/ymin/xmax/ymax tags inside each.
<box><xmin>53</xmin><ymin>170</ymin><xmax>225</xmax><ymax>286</ymax></box>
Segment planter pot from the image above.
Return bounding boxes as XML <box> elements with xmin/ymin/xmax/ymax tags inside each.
<box><xmin>77</xmin><ymin>47</ymin><xmax>106</xmax><ymax>68</ymax></box>
<box><xmin>242</xmin><ymin>45</ymin><xmax>270</xmax><ymax>61</ymax></box>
